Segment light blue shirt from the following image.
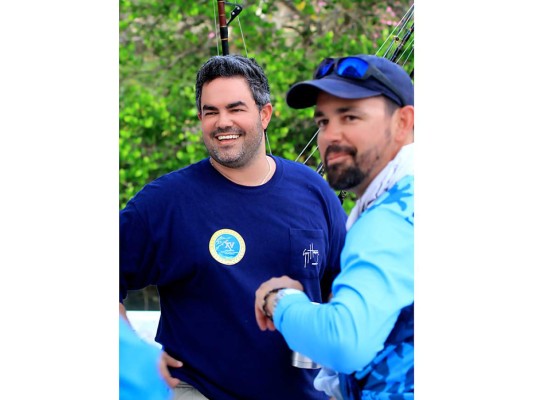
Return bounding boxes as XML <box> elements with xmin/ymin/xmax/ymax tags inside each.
<box><xmin>274</xmin><ymin>175</ymin><xmax>414</xmax><ymax>375</ymax></box>
<box><xmin>119</xmin><ymin>316</ymin><xmax>171</xmax><ymax>400</ymax></box>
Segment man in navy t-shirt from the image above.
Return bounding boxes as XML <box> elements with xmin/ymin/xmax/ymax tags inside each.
<box><xmin>119</xmin><ymin>55</ymin><xmax>347</xmax><ymax>400</ymax></box>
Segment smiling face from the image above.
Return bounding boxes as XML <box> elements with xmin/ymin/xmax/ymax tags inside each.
<box><xmin>198</xmin><ymin>77</ymin><xmax>272</xmax><ymax>168</ymax></box>
<box><xmin>315</xmin><ymin>92</ymin><xmax>412</xmax><ymax>196</ymax></box>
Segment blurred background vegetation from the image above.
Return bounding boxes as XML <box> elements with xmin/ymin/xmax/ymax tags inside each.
<box><xmin>120</xmin><ymin>0</ymin><xmax>414</xmax><ymax>310</ymax></box>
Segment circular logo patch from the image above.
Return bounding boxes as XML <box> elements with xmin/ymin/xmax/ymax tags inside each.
<box><xmin>209</xmin><ymin>229</ymin><xmax>246</xmax><ymax>265</ymax></box>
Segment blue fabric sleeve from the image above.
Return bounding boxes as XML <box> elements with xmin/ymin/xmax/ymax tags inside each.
<box><xmin>274</xmin><ymin>181</ymin><xmax>414</xmax><ymax>374</ymax></box>
<box><xmin>119</xmin><ymin>316</ymin><xmax>171</xmax><ymax>400</ymax></box>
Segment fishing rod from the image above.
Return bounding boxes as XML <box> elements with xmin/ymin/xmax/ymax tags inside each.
<box><xmin>216</xmin><ymin>1</ymin><xmax>243</xmax><ymax>56</ymax></box>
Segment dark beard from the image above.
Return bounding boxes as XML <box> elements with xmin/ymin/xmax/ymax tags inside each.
<box><xmin>326</xmin><ymin>162</ymin><xmax>366</xmax><ymax>190</ymax></box>
<box><xmin>324</xmin><ymin>145</ymin><xmax>366</xmax><ymax>190</ymax></box>
<box><xmin>208</xmin><ymin>126</ymin><xmax>255</xmax><ymax>168</ymax></box>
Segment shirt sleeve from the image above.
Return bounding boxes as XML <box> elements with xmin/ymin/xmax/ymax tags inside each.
<box><xmin>120</xmin><ymin>201</ymin><xmax>158</xmax><ymax>301</ymax></box>
<box><xmin>320</xmin><ymin>192</ymin><xmax>348</xmax><ymax>301</ymax></box>
<box><xmin>274</xmin><ymin>199</ymin><xmax>414</xmax><ymax>374</ymax></box>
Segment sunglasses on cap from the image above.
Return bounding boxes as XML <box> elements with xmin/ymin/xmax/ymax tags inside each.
<box><xmin>314</xmin><ymin>56</ymin><xmax>407</xmax><ymax>106</ymax></box>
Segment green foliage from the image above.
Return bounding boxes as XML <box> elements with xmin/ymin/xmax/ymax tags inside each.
<box><xmin>119</xmin><ymin>0</ymin><xmax>414</xmax><ymax>211</ymax></box>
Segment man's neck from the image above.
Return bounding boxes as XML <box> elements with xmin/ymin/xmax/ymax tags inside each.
<box><xmin>210</xmin><ymin>155</ymin><xmax>274</xmax><ymax>186</ymax></box>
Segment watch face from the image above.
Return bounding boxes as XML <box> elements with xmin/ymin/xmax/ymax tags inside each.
<box><xmin>275</xmin><ymin>288</ymin><xmax>302</xmax><ymax>302</ymax></box>
<box><xmin>280</xmin><ymin>288</ymin><xmax>302</xmax><ymax>296</ymax></box>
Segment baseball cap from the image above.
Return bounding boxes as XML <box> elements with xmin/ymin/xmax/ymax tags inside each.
<box><xmin>286</xmin><ymin>54</ymin><xmax>414</xmax><ymax>109</ymax></box>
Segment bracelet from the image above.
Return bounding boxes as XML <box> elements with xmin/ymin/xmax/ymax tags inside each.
<box><xmin>262</xmin><ymin>287</ymin><xmax>286</xmax><ymax>320</ymax></box>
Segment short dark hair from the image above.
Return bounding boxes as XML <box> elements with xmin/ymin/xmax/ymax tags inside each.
<box><xmin>383</xmin><ymin>96</ymin><xmax>400</xmax><ymax>116</ymax></box>
<box><xmin>195</xmin><ymin>55</ymin><xmax>271</xmax><ymax>112</ymax></box>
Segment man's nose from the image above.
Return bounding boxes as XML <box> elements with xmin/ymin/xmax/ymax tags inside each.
<box><xmin>319</xmin><ymin>122</ymin><xmax>343</xmax><ymax>143</ymax></box>
<box><xmin>215</xmin><ymin>111</ymin><xmax>234</xmax><ymax>130</ymax></box>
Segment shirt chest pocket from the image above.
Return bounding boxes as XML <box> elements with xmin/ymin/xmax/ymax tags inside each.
<box><xmin>289</xmin><ymin>229</ymin><xmax>326</xmax><ymax>279</ymax></box>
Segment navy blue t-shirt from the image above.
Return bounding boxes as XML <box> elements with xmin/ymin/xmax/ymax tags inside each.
<box><xmin>120</xmin><ymin>156</ymin><xmax>347</xmax><ymax>400</ymax></box>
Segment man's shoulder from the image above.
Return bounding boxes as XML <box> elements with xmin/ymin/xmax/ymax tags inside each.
<box><xmin>127</xmin><ymin>159</ymin><xmax>210</xmax><ymax>206</ymax></box>
<box><xmin>276</xmin><ymin>157</ymin><xmax>327</xmax><ymax>180</ymax></box>
<box><xmin>146</xmin><ymin>159</ymin><xmax>209</xmax><ymax>186</ymax></box>
<box><xmin>368</xmin><ymin>175</ymin><xmax>414</xmax><ymax>221</ymax></box>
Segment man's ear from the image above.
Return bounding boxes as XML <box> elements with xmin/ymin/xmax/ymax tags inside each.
<box><xmin>260</xmin><ymin>103</ymin><xmax>273</xmax><ymax>130</ymax></box>
<box><xmin>394</xmin><ymin>105</ymin><xmax>414</xmax><ymax>142</ymax></box>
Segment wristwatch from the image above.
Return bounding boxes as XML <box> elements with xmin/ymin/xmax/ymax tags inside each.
<box><xmin>271</xmin><ymin>288</ymin><xmax>302</xmax><ymax>315</ymax></box>
<box><xmin>262</xmin><ymin>287</ymin><xmax>303</xmax><ymax>320</ymax></box>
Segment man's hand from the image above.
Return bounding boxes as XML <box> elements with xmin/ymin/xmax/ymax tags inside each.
<box><xmin>119</xmin><ymin>303</ymin><xmax>129</xmax><ymax>323</ymax></box>
<box><xmin>159</xmin><ymin>351</ymin><xmax>184</xmax><ymax>388</ymax></box>
<box><xmin>254</xmin><ymin>276</ymin><xmax>303</xmax><ymax>332</ymax></box>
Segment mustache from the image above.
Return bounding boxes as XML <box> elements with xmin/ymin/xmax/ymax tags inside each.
<box><xmin>324</xmin><ymin>144</ymin><xmax>356</xmax><ymax>165</ymax></box>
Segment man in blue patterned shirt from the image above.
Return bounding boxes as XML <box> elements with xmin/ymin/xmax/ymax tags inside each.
<box><xmin>255</xmin><ymin>54</ymin><xmax>414</xmax><ymax>400</ymax></box>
